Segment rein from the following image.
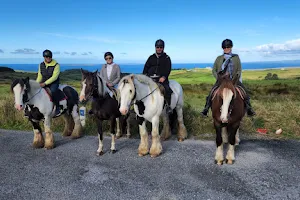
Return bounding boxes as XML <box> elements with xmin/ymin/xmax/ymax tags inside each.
<box><xmin>130</xmin><ymin>85</ymin><xmax>159</xmax><ymax>106</ymax></box>
<box><xmin>23</xmin><ymin>88</ymin><xmax>42</xmax><ymax>103</ymax></box>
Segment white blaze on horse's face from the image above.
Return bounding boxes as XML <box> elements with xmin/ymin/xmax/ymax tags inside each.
<box><xmin>13</xmin><ymin>83</ymin><xmax>25</xmax><ymax>111</ymax></box>
<box><xmin>118</xmin><ymin>77</ymin><xmax>135</xmax><ymax>115</ymax></box>
<box><xmin>79</xmin><ymin>79</ymin><xmax>87</xmax><ymax>102</ymax></box>
<box><xmin>220</xmin><ymin>88</ymin><xmax>234</xmax><ymax>123</ymax></box>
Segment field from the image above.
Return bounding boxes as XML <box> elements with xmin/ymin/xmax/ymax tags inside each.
<box><xmin>1</xmin><ymin>67</ymin><xmax>300</xmax><ymax>140</ymax></box>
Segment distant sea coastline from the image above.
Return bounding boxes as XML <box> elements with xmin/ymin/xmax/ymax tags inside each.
<box><xmin>1</xmin><ymin>61</ymin><xmax>300</xmax><ymax>74</ymax></box>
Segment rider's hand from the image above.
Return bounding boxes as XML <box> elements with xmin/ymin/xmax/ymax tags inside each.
<box><xmin>40</xmin><ymin>82</ymin><xmax>46</xmax><ymax>87</ymax></box>
<box><xmin>159</xmin><ymin>77</ymin><xmax>166</xmax><ymax>83</ymax></box>
<box><xmin>107</xmin><ymin>83</ymin><xmax>113</xmax><ymax>87</ymax></box>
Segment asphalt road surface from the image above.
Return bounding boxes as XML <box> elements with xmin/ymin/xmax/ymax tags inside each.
<box><xmin>1</xmin><ymin>129</ymin><xmax>300</xmax><ymax>200</ymax></box>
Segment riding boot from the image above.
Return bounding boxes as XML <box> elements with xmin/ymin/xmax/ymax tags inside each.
<box><xmin>165</xmin><ymin>92</ymin><xmax>173</xmax><ymax>115</ymax></box>
<box><xmin>200</xmin><ymin>93</ymin><xmax>212</xmax><ymax>117</ymax></box>
<box><xmin>52</xmin><ymin>94</ymin><xmax>60</xmax><ymax>116</ymax></box>
<box><xmin>245</xmin><ymin>96</ymin><xmax>256</xmax><ymax>117</ymax></box>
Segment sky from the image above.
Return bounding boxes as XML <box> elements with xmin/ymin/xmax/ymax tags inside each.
<box><xmin>1</xmin><ymin>0</ymin><xmax>300</xmax><ymax>64</ymax></box>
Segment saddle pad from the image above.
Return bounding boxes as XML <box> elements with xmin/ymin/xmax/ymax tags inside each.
<box><xmin>44</xmin><ymin>88</ymin><xmax>68</xmax><ymax>102</ymax></box>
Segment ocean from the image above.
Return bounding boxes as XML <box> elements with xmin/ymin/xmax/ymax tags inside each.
<box><xmin>2</xmin><ymin>60</ymin><xmax>300</xmax><ymax>73</ymax></box>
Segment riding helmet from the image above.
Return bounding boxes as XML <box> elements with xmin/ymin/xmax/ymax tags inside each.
<box><xmin>43</xmin><ymin>49</ymin><xmax>52</xmax><ymax>58</ymax></box>
<box><xmin>104</xmin><ymin>52</ymin><xmax>114</xmax><ymax>59</ymax></box>
<box><xmin>155</xmin><ymin>39</ymin><xmax>165</xmax><ymax>47</ymax></box>
<box><xmin>222</xmin><ymin>39</ymin><xmax>233</xmax><ymax>49</ymax></box>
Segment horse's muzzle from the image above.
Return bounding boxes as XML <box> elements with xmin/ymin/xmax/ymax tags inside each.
<box><xmin>79</xmin><ymin>95</ymin><xmax>86</xmax><ymax>103</ymax></box>
<box><xmin>15</xmin><ymin>104</ymin><xmax>24</xmax><ymax>111</ymax></box>
<box><xmin>119</xmin><ymin>107</ymin><xmax>128</xmax><ymax>115</ymax></box>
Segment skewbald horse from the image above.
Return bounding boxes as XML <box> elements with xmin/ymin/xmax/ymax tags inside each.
<box><xmin>11</xmin><ymin>77</ymin><xmax>83</xmax><ymax>149</ymax></box>
<box><xmin>118</xmin><ymin>74</ymin><xmax>187</xmax><ymax>157</ymax></box>
<box><xmin>211</xmin><ymin>70</ymin><xmax>245</xmax><ymax>165</ymax></box>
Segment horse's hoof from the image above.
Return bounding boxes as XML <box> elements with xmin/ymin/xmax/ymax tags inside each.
<box><xmin>126</xmin><ymin>135</ymin><xmax>130</xmax><ymax>139</ymax></box>
<box><xmin>110</xmin><ymin>149</ymin><xmax>117</xmax><ymax>154</ymax></box>
<box><xmin>116</xmin><ymin>135</ymin><xmax>121</xmax><ymax>139</ymax></box>
<box><xmin>178</xmin><ymin>138</ymin><xmax>184</xmax><ymax>142</ymax></box>
<box><xmin>226</xmin><ymin>159</ymin><xmax>234</xmax><ymax>165</ymax></box>
<box><xmin>44</xmin><ymin>145</ymin><xmax>54</xmax><ymax>150</ymax></box>
<box><xmin>32</xmin><ymin>142</ymin><xmax>44</xmax><ymax>149</ymax></box>
<box><xmin>97</xmin><ymin>151</ymin><xmax>104</xmax><ymax>156</ymax></box>
<box><xmin>71</xmin><ymin>135</ymin><xmax>82</xmax><ymax>139</ymax></box>
<box><xmin>150</xmin><ymin>152</ymin><xmax>161</xmax><ymax>158</ymax></box>
<box><xmin>138</xmin><ymin>152</ymin><xmax>148</xmax><ymax>157</ymax></box>
<box><xmin>215</xmin><ymin>160</ymin><xmax>223</xmax><ymax>166</ymax></box>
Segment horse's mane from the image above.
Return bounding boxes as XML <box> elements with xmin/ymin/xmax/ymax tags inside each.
<box><xmin>11</xmin><ymin>79</ymin><xmax>24</xmax><ymax>92</ymax></box>
<box><xmin>133</xmin><ymin>74</ymin><xmax>158</xmax><ymax>87</ymax></box>
<box><xmin>119</xmin><ymin>74</ymin><xmax>158</xmax><ymax>91</ymax></box>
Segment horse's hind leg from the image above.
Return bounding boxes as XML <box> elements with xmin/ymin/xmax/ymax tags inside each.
<box><xmin>235</xmin><ymin>128</ymin><xmax>240</xmax><ymax>145</ymax></box>
<box><xmin>176</xmin><ymin>106</ymin><xmax>187</xmax><ymax>142</ymax></box>
<box><xmin>226</xmin><ymin>125</ymin><xmax>239</xmax><ymax>165</ymax></box>
<box><xmin>62</xmin><ymin>113</ymin><xmax>73</xmax><ymax>137</ymax></box>
<box><xmin>214</xmin><ymin>124</ymin><xmax>224</xmax><ymax>165</ymax></box>
<box><xmin>30</xmin><ymin>120</ymin><xmax>44</xmax><ymax>148</ymax></box>
<box><xmin>70</xmin><ymin>104</ymin><xmax>83</xmax><ymax>139</ymax></box>
<box><xmin>160</xmin><ymin>112</ymin><xmax>171</xmax><ymax>141</ymax></box>
<box><xmin>44</xmin><ymin>116</ymin><xmax>55</xmax><ymax>149</ymax></box>
<box><xmin>109</xmin><ymin>117</ymin><xmax>117</xmax><ymax>153</ymax></box>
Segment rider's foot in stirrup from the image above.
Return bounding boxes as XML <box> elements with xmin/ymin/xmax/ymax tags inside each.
<box><xmin>247</xmin><ymin>108</ymin><xmax>256</xmax><ymax>117</ymax></box>
<box><xmin>200</xmin><ymin>109</ymin><xmax>209</xmax><ymax>117</ymax></box>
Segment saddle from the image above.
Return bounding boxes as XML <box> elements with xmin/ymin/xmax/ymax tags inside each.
<box><xmin>212</xmin><ymin>85</ymin><xmax>246</xmax><ymax>100</ymax></box>
<box><xmin>107</xmin><ymin>86</ymin><xmax>119</xmax><ymax>100</ymax></box>
<box><xmin>44</xmin><ymin>87</ymin><xmax>68</xmax><ymax>102</ymax></box>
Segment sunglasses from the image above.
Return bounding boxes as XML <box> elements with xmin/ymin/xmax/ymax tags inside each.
<box><xmin>156</xmin><ymin>46</ymin><xmax>164</xmax><ymax>49</ymax></box>
<box><xmin>223</xmin><ymin>47</ymin><xmax>231</xmax><ymax>49</ymax></box>
<box><xmin>105</xmin><ymin>57</ymin><xmax>112</xmax><ymax>60</ymax></box>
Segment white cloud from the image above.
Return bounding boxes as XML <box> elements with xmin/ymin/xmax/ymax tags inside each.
<box><xmin>255</xmin><ymin>38</ymin><xmax>300</xmax><ymax>56</ymax></box>
<box><xmin>41</xmin><ymin>32</ymin><xmax>132</xmax><ymax>44</ymax></box>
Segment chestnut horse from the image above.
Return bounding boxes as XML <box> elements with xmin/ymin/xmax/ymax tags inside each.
<box><xmin>211</xmin><ymin>70</ymin><xmax>245</xmax><ymax>165</ymax></box>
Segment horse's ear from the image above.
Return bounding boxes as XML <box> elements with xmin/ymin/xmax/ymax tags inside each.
<box><xmin>130</xmin><ymin>74</ymin><xmax>134</xmax><ymax>80</ymax></box>
<box><xmin>81</xmin><ymin>68</ymin><xmax>88</xmax><ymax>78</ymax></box>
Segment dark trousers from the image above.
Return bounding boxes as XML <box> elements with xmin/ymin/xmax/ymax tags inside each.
<box><xmin>161</xmin><ymin>80</ymin><xmax>172</xmax><ymax>105</ymax></box>
<box><xmin>48</xmin><ymin>82</ymin><xmax>59</xmax><ymax>106</ymax></box>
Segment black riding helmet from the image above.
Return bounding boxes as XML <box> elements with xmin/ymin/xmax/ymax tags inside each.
<box><xmin>222</xmin><ymin>39</ymin><xmax>233</xmax><ymax>49</ymax></box>
<box><xmin>104</xmin><ymin>52</ymin><xmax>114</xmax><ymax>59</ymax></box>
<box><xmin>43</xmin><ymin>49</ymin><xmax>52</xmax><ymax>58</ymax></box>
<box><xmin>155</xmin><ymin>39</ymin><xmax>165</xmax><ymax>47</ymax></box>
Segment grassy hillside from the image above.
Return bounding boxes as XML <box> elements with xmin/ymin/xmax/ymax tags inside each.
<box><xmin>1</xmin><ymin>67</ymin><xmax>300</xmax><ymax>140</ymax></box>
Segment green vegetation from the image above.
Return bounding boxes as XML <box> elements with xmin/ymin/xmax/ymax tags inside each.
<box><xmin>1</xmin><ymin>66</ymin><xmax>300</xmax><ymax>140</ymax></box>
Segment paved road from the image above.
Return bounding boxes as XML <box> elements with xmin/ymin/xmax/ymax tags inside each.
<box><xmin>0</xmin><ymin>129</ymin><xmax>300</xmax><ymax>200</ymax></box>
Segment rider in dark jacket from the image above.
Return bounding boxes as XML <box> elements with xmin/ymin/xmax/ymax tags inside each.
<box><xmin>143</xmin><ymin>39</ymin><xmax>173</xmax><ymax>114</ymax></box>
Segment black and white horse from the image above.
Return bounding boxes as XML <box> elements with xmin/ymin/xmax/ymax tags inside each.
<box><xmin>11</xmin><ymin>77</ymin><xmax>83</xmax><ymax>149</ymax></box>
<box><xmin>79</xmin><ymin>69</ymin><xmax>130</xmax><ymax>156</ymax></box>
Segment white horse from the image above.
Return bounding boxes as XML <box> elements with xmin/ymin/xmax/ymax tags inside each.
<box><xmin>11</xmin><ymin>77</ymin><xmax>83</xmax><ymax>149</ymax></box>
<box><xmin>118</xmin><ymin>74</ymin><xmax>187</xmax><ymax>157</ymax></box>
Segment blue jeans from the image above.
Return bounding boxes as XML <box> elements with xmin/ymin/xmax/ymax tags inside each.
<box><xmin>48</xmin><ymin>82</ymin><xmax>59</xmax><ymax>94</ymax></box>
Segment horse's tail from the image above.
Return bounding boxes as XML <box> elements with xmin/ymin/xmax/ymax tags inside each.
<box><xmin>62</xmin><ymin>86</ymin><xmax>79</xmax><ymax>113</ymax></box>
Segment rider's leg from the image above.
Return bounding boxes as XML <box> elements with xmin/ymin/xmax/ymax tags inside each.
<box><xmin>49</xmin><ymin>83</ymin><xmax>60</xmax><ymax>115</ymax></box>
<box><xmin>237</xmin><ymin>81</ymin><xmax>256</xmax><ymax>116</ymax></box>
<box><xmin>201</xmin><ymin>82</ymin><xmax>219</xmax><ymax>117</ymax></box>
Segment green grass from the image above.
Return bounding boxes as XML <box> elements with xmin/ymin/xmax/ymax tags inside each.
<box><xmin>1</xmin><ymin>67</ymin><xmax>300</xmax><ymax>140</ymax></box>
